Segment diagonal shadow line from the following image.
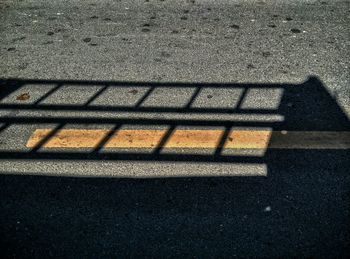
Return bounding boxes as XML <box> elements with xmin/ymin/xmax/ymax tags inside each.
<box><xmin>153</xmin><ymin>125</ymin><xmax>176</xmax><ymax>154</ymax></box>
<box><xmin>33</xmin><ymin>83</ymin><xmax>62</xmax><ymax>105</ymax></box>
<box><xmin>214</xmin><ymin>127</ymin><xmax>231</xmax><ymax>156</ymax></box>
<box><xmin>234</xmin><ymin>87</ymin><xmax>249</xmax><ymax>111</ymax></box>
<box><xmin>92</xmin><ymin>125</ymin><xmax>120</xmax><ymax>153</ymax></box>
<box><xmin>135</xmin><ymin>86</ymin><xmax>155</xmax><ymax>107</ymax></box>
<box><xmin>0</xmin><ymin>123</ymin><xmax>9</xmax><ymax>134</ymax></box>
<box><xmin>185</xmin><ymin>86</ymin><xmax>202</xmax><ymax>108</ymax></box>
<box><xmin>84</xmin><ymin>85</ymin><xmax>109</xmax><ymax>106</ymax></box>
<box><xmin>0</xmin><ymin>80</ymin><xmax>23</xmax><ymax>101</ymax></box>
<box><xmin>30</xmin><ymin>124</ymin><xmax>65</xmax><ymax>152</ymax></box>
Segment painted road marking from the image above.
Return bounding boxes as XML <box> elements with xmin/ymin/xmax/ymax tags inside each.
<box><xmin>26</xmin><ymin>129</ymin><xmax>350</xmax><ymax>149</ymax></box>
<box><xmin>26</xmin><ymin>129</ymin><xmax>271</xmax><ymax>149</ymax></box>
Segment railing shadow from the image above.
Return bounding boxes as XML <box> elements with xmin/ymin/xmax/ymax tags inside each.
<box><xmin>0</xmin><ymin>76</ymin><xmax>349</xmax><ymax>257</ymax></box>
<box><xmin>0</xmin><ymin>76</ymin><xmax>348</xmax><ymax>162</ymax></box>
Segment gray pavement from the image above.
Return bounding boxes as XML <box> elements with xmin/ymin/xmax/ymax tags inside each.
<box><xmin>0</xmin><ymin>0</ymin><xmax>349</xmax><ymax>257</ymax></box>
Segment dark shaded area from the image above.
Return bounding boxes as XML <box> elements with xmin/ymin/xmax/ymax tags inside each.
<box><xmin>0</xmin><ymin>76</ymin><xmax>349</xmax><ymax>257</ymax></box>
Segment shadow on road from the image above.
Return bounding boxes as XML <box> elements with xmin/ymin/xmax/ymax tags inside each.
<box><xmin>0</xmin><ymin>76</ymin><xmax>349</xmax><ymax>257</ymax></box>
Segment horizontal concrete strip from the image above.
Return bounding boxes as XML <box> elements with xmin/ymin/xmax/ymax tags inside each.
<box><xmin>26</xmin><ymin>129</ymin><xmax>350</xmax><ymax>149</ymax></box>
<box><xmin>0</xmin><ymin>161</ymin><xmax>268</xmax><ymax>177</ymax></box>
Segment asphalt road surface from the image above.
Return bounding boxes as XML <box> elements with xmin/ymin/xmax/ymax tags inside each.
<box><xmin>0</xmin><ymin>0</ymin><xmax>349</xmax><ymax>257</ymax></box>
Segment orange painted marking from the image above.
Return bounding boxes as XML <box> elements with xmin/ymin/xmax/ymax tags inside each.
<box><xmin>26</xmin><ymin>129</ymin><xmax>109</xmax><ymax>148</ymax></box>
<box><xmin>26</xmin><ymin>129</ymin><xmax>350</xmax><ymax>149</ymax></box>
<box><xmin>225</xmin><ymin>130</ymin><xmax>271</xmax><ymax>149</ymax></box>
<box><xmin>26</xmin><ymin>129</ymin><xmax>271</xmax><ymax>149</ymax></box>
<box><xmin>108</xmin><ymin>129</ymin><xmax>166</xmax><ymax>148</ymax></box>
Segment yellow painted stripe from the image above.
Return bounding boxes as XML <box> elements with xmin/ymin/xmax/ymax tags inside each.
<box><xmin>26</xmin><ymin>129</ymin><xmax>350</xmax><ymax>149</ymax></box>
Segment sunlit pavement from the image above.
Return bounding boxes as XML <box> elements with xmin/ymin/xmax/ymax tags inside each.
<box><xmin>0</xmin><ymin>0</ymin><xmax>349</xmax><ymax>257</ymax></box>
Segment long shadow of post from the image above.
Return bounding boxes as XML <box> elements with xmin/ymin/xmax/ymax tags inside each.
<box><xmin>0</xmin><ymin>76</ymin><xmax>349</xmax><ymax>257</ymax></box>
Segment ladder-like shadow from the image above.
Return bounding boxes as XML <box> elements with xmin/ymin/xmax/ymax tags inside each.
<box><xmin>0</xmin><ymin>76</ymin><xmax>348</xmax><ymax>163</ymax></box>
<box><xmin>0</xmin><ymin>76</ymin><xmax>349</xmax><ymax>257</ymax></box>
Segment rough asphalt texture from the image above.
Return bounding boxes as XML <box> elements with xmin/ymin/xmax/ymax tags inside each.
<box><xmin>0</xmin><ymin>0</ymin><xmax>349</xmax><ymax>257</ymax></box>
